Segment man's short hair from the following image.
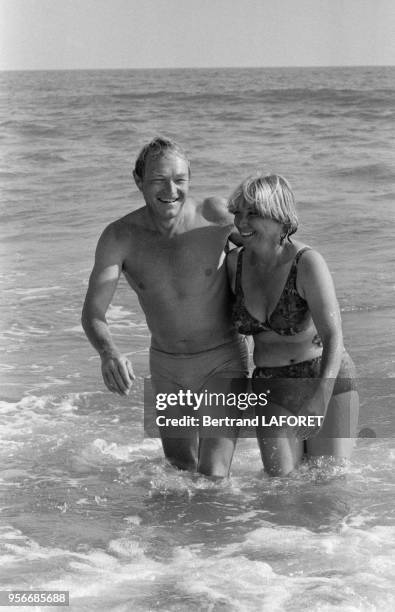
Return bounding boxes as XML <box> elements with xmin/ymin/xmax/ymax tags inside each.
<box><xmin>134</xmin><ymin>137</ymin><xmax>191</xmax><ymax>179</ymax></box>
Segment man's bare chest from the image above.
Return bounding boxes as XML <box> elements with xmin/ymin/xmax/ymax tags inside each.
<box><xmin>122</xmin><ymin>227</ymin><xmax>229</xmax><ymax>297</ymax></box>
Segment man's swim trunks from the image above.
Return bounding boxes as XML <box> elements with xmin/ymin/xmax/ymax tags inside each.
<box><xmin>146</xmin><ymin>337</ymin><xmax>249</xmax><ymax>438</ymax></box>
<box><xmin>150</xmin><ymin>337</ymin><xmax>249</xmax><ymax>399</ymax></box>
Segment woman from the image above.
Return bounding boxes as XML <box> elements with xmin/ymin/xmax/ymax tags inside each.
<box><xmin>227</xmin><ymin>174</ymin><xmax>359</xmax><ymax>476</ymax></box>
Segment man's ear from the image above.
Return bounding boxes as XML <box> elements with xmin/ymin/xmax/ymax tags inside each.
<box><xmin>133</xmin><ymin>170</ymin><xmax>143</xmax><ymax>191</ymax></box>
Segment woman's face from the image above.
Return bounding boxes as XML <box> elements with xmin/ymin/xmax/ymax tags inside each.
<box><xmin>233</xmin><ymin>204</ymin><xmax>283</xmax><ymax>247</ymax></box>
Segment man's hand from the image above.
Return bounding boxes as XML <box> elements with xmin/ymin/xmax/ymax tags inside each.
<box><xmin>101</xmin><ymin>353</ymin><xmax>135</xmax><ymax>396</ymax></box>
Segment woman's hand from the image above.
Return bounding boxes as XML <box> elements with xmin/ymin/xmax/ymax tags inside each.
<box><xmin>294</xmin><ymin>391</ymin><xmax>327</xmax><ymax>440</ymax></box>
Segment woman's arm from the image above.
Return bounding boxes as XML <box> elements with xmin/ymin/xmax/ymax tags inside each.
<box><xmin>297</xmin><ymin>249</ymin><xmax>344</xmax><ymax>413</ymax></box>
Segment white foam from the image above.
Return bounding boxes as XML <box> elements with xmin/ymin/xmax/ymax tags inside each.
<box><xmin>0</xmin><ymin>518</ymin><xmax>394</xmax><ymax>611</ymax></box>
<box><xmin>107</xmin><ymin>304</ymin><xmax>134</xmax><ymax>320</ymax></box>
<box><xmin>123</xmin><ymin>515</ymin><xmax>142</xmax><ymax>526</ymax></box>
<box><xmin>92</xmin><ymin>437</ymin><xmax>161</xmax><ymax>462</ymax></box>
<box><xmin>0</xmin><ymin>393</ymin><xmax>99</xmax><ymax>444</ymax></box>
<box><xmin>30</xmin><ymin>364</ymin><xmax>54</xmax><ymax>372</ymax></box>
<box><xmin>12</xmin><ymin>286</ymin><xmax>64</xmax><ymax>296</ymax></box>
<box><xmin>2</xmin><ymin>323</ymin><xmax>51</xmax><ymax>338</ymax></box>
<box><xmin>0</xmin><ymin>363</ymin><xmax>15</xmax><ymax>371</ymax></box>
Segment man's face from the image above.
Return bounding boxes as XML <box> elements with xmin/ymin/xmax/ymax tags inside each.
<box><xmin>135</xmin><ymin>152</ymin><xmax>190</xmax><ymax>220</ymax></box>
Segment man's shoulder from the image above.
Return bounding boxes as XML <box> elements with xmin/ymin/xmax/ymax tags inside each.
<box><xmin>105</xmin><ymin>207</ymin><xmax>148</xmax><ymax>238</ymax></box>
<box><xmin>96</xmin><ymin>209</ymin><xmax>146</xmax><ymax>255</ymax></box>
<box><xmin>197</xmin><ymin>196</ymin><xmax>234</xmax><ymax>227</ymax></box>
<box><xmin>117</xmin><ymin>206</ymin><xmax>147</xmax><ymax>227</ymax></box>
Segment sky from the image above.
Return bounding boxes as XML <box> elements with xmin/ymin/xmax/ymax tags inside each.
<box><xmin>1</xmin><ymin>0</ymin><xmax>395</xmax><ymax>70</ymax></box>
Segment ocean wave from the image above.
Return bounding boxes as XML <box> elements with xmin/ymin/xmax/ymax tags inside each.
<box><xmin>110</xmin><ymin>87</ymin><xmax>395</xmax><ymax>109</ymax></box>
<box><xmin>0</xmin><ymin>392</ymin><xmax>104</xmax><ymax>428</ymax></box>
<box><xmin>112</xmin><ymin>90</ymin><xmax>183</xmax><ymax>101</ymax></box>
<box><xmin>328</xmin><ymin>162</ymin><xmax>395</xmax><ymax>182</ymax></box>
<box><xmin>20</xmin><ymin>151</ymin><xmax>68</xmax><ymax>164</ymax></box>
<box><xmin>340</xmin><ymin>303</ymin><xmax>395</xmax><ymax>314</ymax></box>
<box><xmin>257</xmin><ymin>88</ymin><xmax>395</xmax><ymax>109</ymax></box>
<box><xmin>12</xmin><ymin>285</ymin><xmax>65</xmax><ymax>296</ymax></box>
<box><xmin>0</xmin><ymin>120</ymin><xmax>65</xmax><ymax>138</ymax></box>
<box><xmin>89</xmin><ymin>437</ymin><xmax>160</xmax><ymax>463</ymax></box>
<box><xmin>2</xmin><ymin>322</ymin><xmax>52</xmax><ymax>339</ymax></box>
<box><xmin>0</xmin><ymin>171</ymin><xmax>24</xmax><ymax>180</ymax></box>
<box><xmin>2</xmin><ymin>520</ymin><xmax>393</xmax><ymax>611</ymax></box>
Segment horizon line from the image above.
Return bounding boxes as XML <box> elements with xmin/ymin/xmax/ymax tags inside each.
<box><xmin>1</xmin><ymin>63</ymin><xmax>394</xmax><ymax>73</ymax></box>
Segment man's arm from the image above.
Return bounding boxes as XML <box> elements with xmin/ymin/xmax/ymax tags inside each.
<box><xmin>81</xmin><ymin>223</ymin><xmax>135</xmax><ymax>396</ymax></box>
<box><xmin>200</xmin><ymin>196</ymin><xmax>234</xmax><ymax>225</ymax></box>
<box><xmin>200</xmin><ymin>196</ymin><xmax>242</xmax><ymax>247</ymax></box>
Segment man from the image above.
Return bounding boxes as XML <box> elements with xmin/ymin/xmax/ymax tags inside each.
<box><xmin>81</xmin><ymin>137</ymin><xmax>248</xmax><ymax>477</ymax></box>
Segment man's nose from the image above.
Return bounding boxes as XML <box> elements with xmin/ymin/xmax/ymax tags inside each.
<box><xmin>162</xmin><ymin>180</ymin><xmax>177</xmax><ymax>197</ymax></box>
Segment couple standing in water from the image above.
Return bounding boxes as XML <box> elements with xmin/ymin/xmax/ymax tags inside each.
<box><xmin>82</xmin><ymin>137</ymin><xmax>359</xmax><ymax>478</ymax></box>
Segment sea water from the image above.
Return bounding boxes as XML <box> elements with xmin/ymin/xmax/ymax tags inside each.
<box><xmin>0</xmin><ymin>67</ymin><xmax>394</xmax><ymax>610</ymax></box>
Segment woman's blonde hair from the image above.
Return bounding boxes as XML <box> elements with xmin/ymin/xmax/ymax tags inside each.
<box><xmin>228</xmin><ymin>174</ymin><xmax>298</xmax><ymax>240</ymax></box>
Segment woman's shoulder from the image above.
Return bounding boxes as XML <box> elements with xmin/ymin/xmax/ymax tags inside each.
<box><xmin>294</xmin><ymin>243</ymin><xmax>333</xmax><ymax>294</ymax></box>
<box><xmin>294</xmin><ymin>243</ymin><xmax>326</xmax><ymax>267</ymax></box>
